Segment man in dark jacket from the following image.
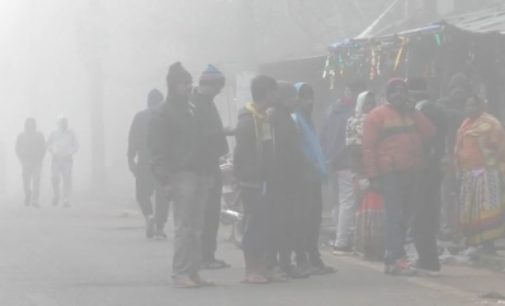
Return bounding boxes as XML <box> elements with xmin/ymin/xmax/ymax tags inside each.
<box><xmin>234</xmin><ymin>75</ymin><xmax>277</xmax><ymax>284</ymax></box>
<box><xmin>408</xmin><ymin>77</ymin><xmax>445</xmax><ymax>275</ymax></box>
<box><xmin>16</xmin><ymin>118</ymin><xmax>46</xmax><ymax>207</ymax></box>
<box><xmin>128</xmin><ymin>88</ymin><xmax>170</xmax><ymax>239</ymax></box>
<box><xmin>269</xmin><ymin>81</ymin><xmax>312</xmax><ymax>278</ymax></box>
<box><xmin>320</xmin><ymin>80</ymin><xmax>366</xmax><ymax>252</ymax></box>
<box><xmin>148</xmin><ymin>62</ymin><xmax>211</xmax><ymax>288</ymax></box>
<box><xmin>193</xmin><ymin>65</ymin><xmax>230</xmax><ymax>270</ymax></box>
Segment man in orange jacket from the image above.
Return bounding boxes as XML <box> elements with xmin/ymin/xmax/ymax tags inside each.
<box><xmin>362</xmin><ymin>78</ymin><xmax>436</xmax><ymax>276</ymax></box>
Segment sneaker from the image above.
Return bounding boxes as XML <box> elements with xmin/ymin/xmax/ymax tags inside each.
<box><xmin>388</xmin><ymin>259</ymin><xmax>417</xmax><ymax>276</ymax></box>
<box><xmin>333</xmin><ymin>245</ymin><xmax>353</xmax><ymax>255</ymax></box>
<box><xmin>154</xmin><ymin>229</ymin><xmax>167</xmax><ymax>240</ymax></box>
<box><xmin>309</xmin><ymin>264</ymin><xmax>337</xmax><ymax>275</ymax></box>
<box><xmin>146</xmin><ymin>216</ymin><xmax>155</xmax><ymax>239</ymax></box>
<box><xmin>414</xmin><ymin>266</ymin><xmax>441</xmax><ymax>277</ymax></box>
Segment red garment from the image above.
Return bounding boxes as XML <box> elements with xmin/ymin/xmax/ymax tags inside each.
<box><xmin>362</xmin><ymin>104</ymin><xmax>436</xmax><ymax>178</ymax></box>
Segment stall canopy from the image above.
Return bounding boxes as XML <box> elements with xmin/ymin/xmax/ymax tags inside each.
<box><xmin>323</xmin><ymin>6</ymin><xmax>505</xmax><ymax>116</ymax></box>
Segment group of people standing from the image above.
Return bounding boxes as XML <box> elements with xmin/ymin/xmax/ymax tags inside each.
<box><xmin>128</xmin><ymin>63</ymin><xmax>233</xmax><ymax>288</ymax></box>
<box><xmin>129</xmin><ymin>62</ymin><xmax>335</xmax><ymax>288</ymax></box>
<box><xmin>15</xmin><ymin>117</ymin><xmax>78</xmax><ymax>208</ymax></box>
<box><xmin>323</xmin><ymin>75</ymin><xmax>505</xmax><ymax>276</ymax></box>
<box><xmin>128</xmin><ymin>60</ymin><xmax>505</xmax><ymax>288</ymax></box>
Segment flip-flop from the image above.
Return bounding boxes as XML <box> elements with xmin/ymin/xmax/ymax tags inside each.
<box><xmin>241</xmin><ymin>274</ymin><xmax>270</xmax><ymax>285</ymax></box>
<box><xmin>173</xmin><ymin>279</ymin><xmax>200</xmax><ymax>289</ymax></box>
<box><xmin>203</xmin><ymin>260</ymin><xmax>231</xmax><ymax>270</ymax></box>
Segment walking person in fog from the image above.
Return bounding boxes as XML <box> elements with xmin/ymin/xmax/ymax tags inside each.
<box><xmin>193</xmin><ymin>65</ymin><xmax>231</xmax><ymax>270</ymax></box>
<box><xmin>362</xmin><ymin>79</ymin><xmax>436</xmax><ymax>276</ymax></box>
<box><xmin>15</xmin><ymin>118</ymin><xmax>46</xmax><ymax>207</ymax></box>
<box><xmin>128</xmin><ymin>88</ymin><xmax>170</xmax><ymax>239</ymax></box>
<box><xmin>47</xmin><ymin>116</ymin><xmax>78</xmax><ymax>208</ymax></box>
<box><xmin>148</xmin><ymin>62</ymin><xmax>212</xmax><ymax>288</ymax></box>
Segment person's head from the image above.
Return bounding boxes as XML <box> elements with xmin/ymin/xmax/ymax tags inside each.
<box><xmin>276</xmin><ymin>81</ymin><xmax>298</xmax><ymax>113</ymax></box>
<box><xmin>24</xmin><ymin>117</ymin><xmax>36</xmax><ymax>133</ymax></box>
<box><xmin>147</xmin><ymin>88</ymin><xmax>164</xmax><ymax>109</ymax></box>
<box><xmin>251</xmin><ymin>75</ymin><xmax>278</xmax><ymax>109</ymax></box>
<box><xmin>407</xmin><ymin>77</ymin><xmax>430</xmax><ymax>102</ymax></box>
<box><xmin>198</xmin><ymin>65</ymin><xmax>226</xmax><ymax>97</ymax></box>
<box><xmin>57</xmin><ymin>116</ymin><xmax>68</xmax><ymax>131</ymax></box>
<box><xmin>464</xmin><ymin>94</ymin><xmax>486</xmax><ymax>119</ymax></box>
<box><xmin>295</xmin><ymin>83</ymin><xmax>315</xmax><ymax>114</ymax></box>
<box><xmin>342</xmin><ymin>79</ymin><xmax>367</xmax><ymax>106</ymax></box>
<box><xmin>166</xmin><ymin>62</ymin><xmax>193</xmax><ymax>101</ymax></box>
<box><xmin>448</xmin><ymin>73</ymin><xmax>471</xmax><ymax>92</ymax></box>
<box><xmin>448</xmin><ymin>88</ymin><xmax>469</xmax><ymax>107</ymax></box>
<box><xmin>356</xmin><ymin>91</ymin><xmax>376</xmax><ymax>115</ymax></box>
<box><xmin>386</xmin><ymin>78</ymin><xmax>409</xmax><ymax>111</ymax></box>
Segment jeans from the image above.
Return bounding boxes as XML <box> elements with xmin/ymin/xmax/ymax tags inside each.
<box><xmin>22</xmin><ymin>163</ymin><xmax>42</xmax><ymax>206</ymax></box>
<box><xmin>414</xmin><ymin>167</ymin><xmax>441</xmax><ymax>271</ymax></box>
<box><xmin>380</xmin><ymin>172</ymin><xmax>419</xmax><ymax>265</ymax></box>
<box><xmin>135</xmin><ymin>167</ymin><xmax>170</xmax><ymax>230</ymax></box>
<box><xmin>201</xmin><ymin>166</ymin><xmax>223</xmax><ymax>262</ymax></box>
<box><xmin>334</xmin><ymin>170</ymin><xmax>356</xmax><ymax>248</ymax></box>
<box><xmin>52</xmin><ymin>157</ymin><xmax>73</xmax><ymax>204</ymax></box>
<box><xmin>241</xmin><ymin>186</ymin><xmax>272</xmax><ymax>257</ymax></box>
<box><xmin>171</xmin><ymin>171</ymin><xmax>211</xmax><ymax>277</ymax></box>
<box><xmin>296</xmin><ymin>180</ymin><xmax>324</xmax><ymax>267</ymax></box>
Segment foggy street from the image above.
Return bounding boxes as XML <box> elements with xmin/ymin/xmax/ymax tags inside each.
<box><xmin>0</xmin><ymin>200</ymin><xmax>503</xmax><ymax>306</ymax></box>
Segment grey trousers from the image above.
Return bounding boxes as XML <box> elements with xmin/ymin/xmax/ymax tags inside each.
<box><xmin>22</xmin><ymin>163</ymin><xmax>42</xmax><ymax>205</ymax></box>
<box><xmin>52</xmin><ymin>158</ymin><xmax>73</xmax><ymax>203</ymax></box>
<box><xmin>171</xmin><ymin>171</ymin><xmax>212</xmax><ymax>278</ymax></box>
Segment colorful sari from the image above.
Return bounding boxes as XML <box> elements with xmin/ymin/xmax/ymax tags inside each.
<box><xmin>455</xmin><ymin>113</ymin><xmax>505</xmax><ymax>245</ymax></box>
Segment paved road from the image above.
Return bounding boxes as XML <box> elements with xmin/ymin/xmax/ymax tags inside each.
<box><xmin>0</xmin><ymin>200</ymin><xmax>504</xmax><ymax>306</ymax></box>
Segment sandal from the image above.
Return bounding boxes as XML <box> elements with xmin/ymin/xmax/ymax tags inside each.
<box><xmin>173</xmin><ymin>277</ymin><xmax>200</xmax><ymax>289</ymax></box>
<box><xmin>242</xmin><ymin>274</ymin><xmax>270</xmax><ymax>285</ymax></box>
<box><xmin>202</xmin><ymin>259</ymin><xmax>231</xmax><ymax>270</ymax></box>
<box><xmin>190</xmin><ymin>275</ymin><xmax>215</xmax><ymax>287</ymax></box>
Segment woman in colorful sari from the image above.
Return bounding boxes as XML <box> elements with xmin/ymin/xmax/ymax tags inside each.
<box><xmin>455</xmin><ymin>94</ymin><xmax>505</xmax><ymax>252</ymax></box>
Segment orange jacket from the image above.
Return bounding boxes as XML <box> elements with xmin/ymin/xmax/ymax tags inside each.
<box><xmin>363</xmin><ymin>104</ymin><xmax>436</xmax><ymax>178</ymax></box>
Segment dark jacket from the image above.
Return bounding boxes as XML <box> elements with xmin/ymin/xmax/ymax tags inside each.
<box><xmin>320</xmin><ymin>102</ymin><xmax>354</xmax><ymax>171</ymax></box>
<box><xmin>416</xmin><ymin>99</ymin><xmax>448</xmax><ymax>166</ymax></box>
<box><xmin>192</xmin><ymin>91</ymin><xmax>229</xmax><ymax>170</ymax></box>
<box><xmin>128</xmin><ymin>108</ymin><xmax>156</xmax><ymax>170</ymax></box>
<box><xmin>270</xmin><ymin>106</ymin><xmax>313</xmax><ymax>188</ymax></box>
<box><xmin>233</xmin><ymin>107</ymin><xmax>274</xmax><ymax>188</ymax></box>
<box><xmin>15</xmin><ymin>131</ymin><xmax>46</xmax><ymax>167</ymax></box>
<box><xmin>148</xmin><ymin>97</ymin><xmax>202</xmax><ymax>184</ymax></box>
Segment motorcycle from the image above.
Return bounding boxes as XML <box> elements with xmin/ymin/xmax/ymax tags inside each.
<box><xmin>219</xmin><ymin>156</ymin><xmax>244</xmax><ymax>248</ymax></box>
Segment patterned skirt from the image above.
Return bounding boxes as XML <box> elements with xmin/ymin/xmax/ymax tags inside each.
<box><xmin>354</xmin><ymin>191</ymin><xmax>384</xmax><ymax>260</ymax></box>
<box><xmin>459</xmin><ymin>169</ymin><xmax>505</xmax><ymax>245</ymax></box>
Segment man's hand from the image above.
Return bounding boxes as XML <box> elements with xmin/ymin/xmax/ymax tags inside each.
<box><xmin>128</xmin><ymin>160</ymin><xmax>138</xmax><ymax>176</ymax></box>
<box><xmin>223</xmin><ymin>126</ymin><xmax>235</xmax><ymax>136</ymax></box>
<box><xmin>368</xmin><ymin>177</ymin><xmax>380</xmax><ymax>192</ymax></box>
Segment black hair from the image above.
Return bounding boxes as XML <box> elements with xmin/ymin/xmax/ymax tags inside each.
<box><xmin>251</xmin><ymin>75</ymin><xmax>277</xmax><ymax>103</ymax></box>
<box><xmin>147</xmin><ymin>88</ymin><xmax>164</xmax><ymax>107</ymax></box>
<box><xmin>298</xmin><ymin>83</ymin><xmax>315</xmax><ymax>100</ymax></box>
<box><xmin>346</xmin><ymin>79</ymin><xmax>367</xmax><ymax>97</ymax></box>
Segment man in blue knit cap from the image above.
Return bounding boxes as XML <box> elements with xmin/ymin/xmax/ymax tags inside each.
<box><xmin>193</xmin><ymin>65</ymin><xmax>230</xmax><ymax>270</ymax></box>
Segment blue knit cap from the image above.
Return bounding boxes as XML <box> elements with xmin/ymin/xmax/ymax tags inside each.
<box><xmin>200</xmin><ymin>64</ymin><xmax>225</xmax><ymax>85</ymax></box>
